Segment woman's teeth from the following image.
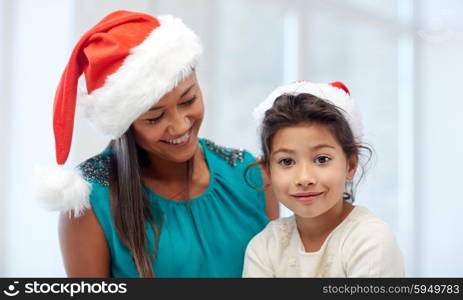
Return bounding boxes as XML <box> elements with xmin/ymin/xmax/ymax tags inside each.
<box><xmin>166</xmin><ymin>131</ymin><xmax>190</xmax><ymax>144</ymax></box>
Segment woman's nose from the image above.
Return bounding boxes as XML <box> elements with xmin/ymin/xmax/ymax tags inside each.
<box><xmin>167</xmin><ymin>110</ymin><xmax>190</xmax><ymax>137</ymax></box>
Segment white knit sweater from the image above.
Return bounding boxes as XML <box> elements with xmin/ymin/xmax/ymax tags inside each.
<box><xmin>243</xmin><ymin>206</ymin><xmax>405</xmax><ymax>277</ymax></box>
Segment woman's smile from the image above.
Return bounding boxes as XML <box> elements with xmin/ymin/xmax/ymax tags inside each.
<box><xmin>161</xmin><ymin>122</ymin><xmax>194</xmax><ymax>147</ymax></box>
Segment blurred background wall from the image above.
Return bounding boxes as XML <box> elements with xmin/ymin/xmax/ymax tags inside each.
<box><xmin>1</xmin><ymin>0</ymin><xmax>462</xmax><ymax>277</ymax></box>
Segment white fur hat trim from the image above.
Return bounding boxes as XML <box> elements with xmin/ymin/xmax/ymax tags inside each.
<box><xmin>253</xmin><ymin>81</ymin><xmax>363</xmax><ymax>141</ymax></box>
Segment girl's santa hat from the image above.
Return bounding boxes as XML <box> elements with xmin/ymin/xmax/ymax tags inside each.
<box><xmin>253</xmin><ymin>80</ymin><xmax>363</xmax><ymax>141</ymax></box>
<box><xmin>36</xmin><ymin>10</ymin><xmax>202</xmax><ymax>216</ymax></box>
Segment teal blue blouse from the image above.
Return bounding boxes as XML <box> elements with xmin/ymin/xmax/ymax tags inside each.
<box><xmin>78</xmin><ymin>138</ymin><xmax>269</xmax><ymax>277</ymax></box>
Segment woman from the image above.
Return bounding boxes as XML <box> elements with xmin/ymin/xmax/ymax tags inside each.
<box><xmin>39</xmin><ymin>10</ymin><xmax>278</xmax><ymax>277</ymax></box>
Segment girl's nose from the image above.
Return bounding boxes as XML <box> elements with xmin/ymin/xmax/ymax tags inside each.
<box><xmin>294</xmin><ymin>166</ymin><xmax>316</xmax><ymax>187</ymax></box>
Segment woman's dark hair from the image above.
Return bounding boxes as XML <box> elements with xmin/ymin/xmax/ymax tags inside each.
<box><xmin>248</xmin><ymin>93</ymin><xmax>372</xmax><ymax>202</ymax></box>
<box><xmin>108</xmin><ymin>128</ymin><xmax>194</xmax><ymax>277</ymax></box>
<box><xmin>107</xmin><ymin>129</ymin><xmax>160</xmax><ymax>277</ymax></box>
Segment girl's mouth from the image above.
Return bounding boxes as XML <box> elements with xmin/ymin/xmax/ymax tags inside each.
<box><xmin>291</xmin><ymin>192</ymin><xmax>323</xmax><ymax>203</ymax></box>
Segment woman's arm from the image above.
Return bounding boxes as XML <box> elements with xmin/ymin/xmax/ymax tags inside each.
<box><xmin>58</xmin><ymin>209</ymin><xmax>111</xmax><ymax>277</ymax></box>
<box><xmin>261</xmin><ymin>167</ymin><xmax>280</xmax><ymax>220</ymax></box>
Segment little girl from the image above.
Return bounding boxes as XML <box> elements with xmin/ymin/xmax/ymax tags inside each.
<box><xmin>243</xmin><ymin>80</ymin><xmax>405</xmax><ymax>277</ymax></box>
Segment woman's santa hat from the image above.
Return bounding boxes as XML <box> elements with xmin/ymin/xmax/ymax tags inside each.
<box><xmin>253</xmin><ymin>80</ymin><xmax>363</xmax><ymax>141</ymax></box>
<box><xmin>36</xmin><ymin>10</ymin><xmax>202</xmax><ymax>216</ymax></box>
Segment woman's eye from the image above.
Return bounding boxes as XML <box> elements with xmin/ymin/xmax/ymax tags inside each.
<box><xmin>278</xmin><ymin>158</ymin><xmax>295</xmax><ymax>167</ymax></box>
<box><xmin>315</xmin><ymin>156</ymin><xmax>331</xmax><ymax>164</ymax></box>
<box><xmin>145</xmin><ymin>113</ymin><xmax>164</xmax><ymax>124</ymax></box>
<box><xmin>181</xmin><ymin>97</ymin><xmax>196</xmax><ymax>106</ymax></box>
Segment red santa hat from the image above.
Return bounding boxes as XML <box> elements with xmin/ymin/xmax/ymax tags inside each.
<box><xmin>36</xmin><ymin>10</ymin><xmax>202</xmax><ymax>216</ymax></box>
<box><xmin>253</xmin><ymin>80</ymin><xmax>363</xmax><ymax>141</ymax></box>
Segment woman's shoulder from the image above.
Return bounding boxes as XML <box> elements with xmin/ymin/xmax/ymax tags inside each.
<box><xmin>74</xmin><ymin>151</ymin><xmax>113</xmax><ymax>216</ymax></box>
<box><xmin>198</xmin><ymin>137</ymin><xmax>264</xmax><ymax>188</ymax></box>
<box><xmin>77</xmin><ymin>150</ymin><xmax>112</xmax><ymax>187</ymax></box>
<box><xmin>199</xmin><ymin>138</ymin><xmax>258</xmax><ymax>168</ymax></box>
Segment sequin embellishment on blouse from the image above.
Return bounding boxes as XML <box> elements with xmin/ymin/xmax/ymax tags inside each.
<box><xmin>203</xmin><ymin>139</ymin><xmax>244</xmax><ymax>167</ymax></box>
<box><xmin>77</xmin><ymin>153</ymin><xmax>111</xmax><ymax>186</ymax></box>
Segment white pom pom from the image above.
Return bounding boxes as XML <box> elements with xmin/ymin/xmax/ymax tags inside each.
<box><xmin>34</xmin><ymin>165</ymin><xmax>92</xmax><ymax>217</ymax></box>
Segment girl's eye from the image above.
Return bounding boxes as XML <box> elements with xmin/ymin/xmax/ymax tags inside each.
<box><xmin>145</xmin><ymin>113</ymin><xmax>164</xmax><ymax>124</ymax></box>
<box><xmin>315</xmin><ymin>156</ymin><xmax>331</xmax><ymax>164</ymax></box>
<box><xmin>278</xmin><ymin>158</ymin><xmax>295</xmax><ymax>167</ymax></box>
<box><xmin>181</xmin><ymin>97</ymin><xmax>196</xmax><ymax>106</ymax></box>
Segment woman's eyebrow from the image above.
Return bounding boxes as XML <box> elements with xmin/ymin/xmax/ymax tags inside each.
<box><xmin>181</xmin><ymin>83</ymin><xmax>196</xmax><ymax>97</ymax></box>
<box><xmin>149</xmin><ymin>84</ymin><xmax>196</xmax><ymax>111</ymax></box>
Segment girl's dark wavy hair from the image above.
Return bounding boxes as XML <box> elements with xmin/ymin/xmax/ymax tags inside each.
<box><xmin>246</xmin><ymin>93</ymin><xmax>372</xmax><ymax>202</ymax></box>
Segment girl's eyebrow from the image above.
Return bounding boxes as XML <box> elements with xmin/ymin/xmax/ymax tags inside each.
<box><xmin>311</xmin><ymin>144</ymin><xmax>336</xmax><ymax>151</ymax></box>
<box><xmin>272</xmin><ymin>144</ymin><xmax>336</xmax><ymax>156</ymax></box>
<box><xmin>271</xmin><ymin>148</ymin><xmax>295</xmax><ymax>155</ymax></box>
